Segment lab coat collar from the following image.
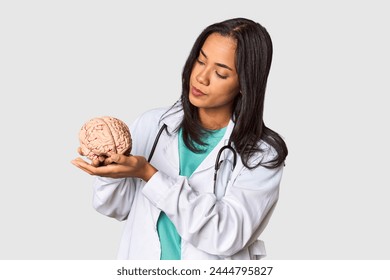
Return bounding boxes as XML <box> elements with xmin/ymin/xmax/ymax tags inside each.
<box><xmin>160</xmin><ymin>103</ymin><xmax>183</xmax><ymax>134</ymax></box>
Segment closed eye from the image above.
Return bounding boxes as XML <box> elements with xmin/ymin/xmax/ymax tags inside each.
<box><xmin>197</xmin><ymin>54</ymin><xmax>229</xmax><ymax>79</ymax></box>
<box><xmin>196</xmin><ymin>59</ymin><xmax>205</xmax><ymax>65</ymax></box>
<box><xmin>216</xmin><ymin>72</ymin><xmax>228</xmax><ymax>79</ymax></box>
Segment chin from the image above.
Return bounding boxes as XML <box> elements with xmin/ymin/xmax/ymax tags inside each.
<box><xmin>189</xmin><ymin>95</ymin><xmax>200</xmax><ymax>108</ymax></box>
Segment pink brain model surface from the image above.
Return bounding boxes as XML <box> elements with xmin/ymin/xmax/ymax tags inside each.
<box><xmin>79</xmin><ymin>116</ymin><xmax>132</xmax><ymax>161</ymax></box>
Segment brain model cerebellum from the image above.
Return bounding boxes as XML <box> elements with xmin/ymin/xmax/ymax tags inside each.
<box><xmin>79</xmin><ymin>116</ymin><xmax>132</xmax><ymax>161</ymax></box>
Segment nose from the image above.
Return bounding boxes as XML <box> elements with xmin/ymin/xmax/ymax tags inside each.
<box><xmin>196</xmin><ymin>68</ymin><xmax>210</xmax><ymax>86</ymax></box>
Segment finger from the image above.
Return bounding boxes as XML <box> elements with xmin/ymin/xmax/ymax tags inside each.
<box><xmin>91</xmin><ymin>157</ymin><xmax>100</xmax><ymax>167</ymax></box>
<box><xmin>72</xmin><ymin>157</ymin><xmax>92</xmax><ymax>168</ymax></box>
<box><xmin>72</xmin><ymin>157</ymin><xmax>101</xmax><ymax>174</ymax></box>
<box><xmin>104</xmin><ymin>153</ymin><xmax>126</xmax><ymax>165</ymax></box>
<box><xmin>71</xmin><ymin>157</ymin><xmax>87</xmax><ymax>165</ymax></box>
<box><xmin>72</xmin><ymin>157</ymin><xmax>122</xmax><ymax>177</ymax></box>
<box><xmin>74</xmin><ymin>164</ymin><xmax>94</xmax><ymax>175</ymax></box>
<box><xmin>98</xmin><ymin>155</ymin><xmax>106</xmax><ymax>162</ymax></box>
<box><xmin>77</xmin><ymin>147</ymin><xmax>85</xmax><ymax>156</ymax></box>
<box><xmin>71</xmin><ymin>158</ymin><xmax>95</xmax><ymax>175</ymax></box>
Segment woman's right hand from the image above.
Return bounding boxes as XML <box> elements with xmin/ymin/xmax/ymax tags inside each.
<box><xmin>71</xmin><ymin>148</ymin><xmax>158</xmax><ymax>181</ymax></box>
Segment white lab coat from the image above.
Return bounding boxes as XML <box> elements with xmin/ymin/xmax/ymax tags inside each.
<box><xmin>92</xmin><ymin>105</ymin><xmax>284</xmax><ymax>260</ymax></box>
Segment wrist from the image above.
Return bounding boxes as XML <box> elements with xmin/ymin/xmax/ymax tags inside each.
<box><xmin>140</xmin><ymin>162</ymin><xmax>158</xmax><ymax>182</ymax></box>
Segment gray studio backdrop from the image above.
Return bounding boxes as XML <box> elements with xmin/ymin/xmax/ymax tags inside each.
<box><xmin>1</xmin><ymin>0</ymin><xmax>389</xmax><ymax>259</ymax></box>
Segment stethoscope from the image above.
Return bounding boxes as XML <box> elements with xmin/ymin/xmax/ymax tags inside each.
<box><xmin>147</xmin><ymin>124</ymin><xmax>237</xmax><ymax>194</ymax></box>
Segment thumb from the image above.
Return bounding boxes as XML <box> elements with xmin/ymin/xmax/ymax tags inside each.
<box><xmin>77</xmin><ymin>147</ymin><xmax>85</xmax><ymax>156</ymax></box>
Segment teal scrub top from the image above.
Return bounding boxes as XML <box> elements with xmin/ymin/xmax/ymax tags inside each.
<box><xmin>157</xmin><ymin>127</ymin><xmax>227</xmax><ymax>260</ymax></box>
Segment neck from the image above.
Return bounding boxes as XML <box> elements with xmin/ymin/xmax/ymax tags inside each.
<box><xmin>198</xmin><ymin>108</ymin><xmax>231</xmax><ymax>130</ymax></box>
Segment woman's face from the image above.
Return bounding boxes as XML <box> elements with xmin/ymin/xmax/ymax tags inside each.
<box><xmin>189</xmin><ymin>33</ymin><xmax>240</xmax><ymax>117</ymax></box>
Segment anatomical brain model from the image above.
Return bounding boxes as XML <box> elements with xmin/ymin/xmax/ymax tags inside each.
<box><xmin>79</xmin><ymin>116</ymin><xmax>132</xmax><ymax>161</ymax></box>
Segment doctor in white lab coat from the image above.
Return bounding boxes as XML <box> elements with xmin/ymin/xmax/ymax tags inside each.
<box><xmin>72</xmin><ymin>18</ymin><xmax>288</xmax><ymax>260</ymax></box>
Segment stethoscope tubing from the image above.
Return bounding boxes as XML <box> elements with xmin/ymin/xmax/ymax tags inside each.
<box><xmin>147</xmin><ymin>124</ymin><xmax>168</xmax><ymax>163</ymax></box>
<box><xmin>147</xmin><ymin>124</ymin><xmax>237</xmax><ymax>194</ymax></box>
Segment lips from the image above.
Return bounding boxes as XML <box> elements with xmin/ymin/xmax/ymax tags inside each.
<box><xmin>191</xmin><ymin>86</ymin><xmax>206</xmax><ymax>97</ymax></box>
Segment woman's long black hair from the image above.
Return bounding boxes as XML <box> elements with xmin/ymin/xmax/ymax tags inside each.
<box><xmin>180</xmin><ymin>17</ymin><xmax>288</xmax><ymax>169</ymax></box>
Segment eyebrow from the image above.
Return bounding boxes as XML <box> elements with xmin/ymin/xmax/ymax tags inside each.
<box><xmin>200</xmin><ymin>49</ymin><xmax>234</xmax><ymax>72</ymax></box>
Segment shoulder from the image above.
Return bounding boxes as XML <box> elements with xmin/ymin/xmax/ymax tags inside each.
<box><xmin>248</xmin><ymin>140</ymin><xmax>280</xmax><ymax>168</ymax></box>
<box><xmin>134</xmin><ymin>106</ymin><xmax>171</xmax><ymax>124</ymax></box>
<box><xmin>130</xmin><ymin>103</ymin><xmax>183</xmax><ymax>137</ymax></box>
<box><xmin>129</xmin><ymin>106</ymin><xmax>175</xmax><ymax>156</ymax></box>
<box><xmin>130</xmin><ymin>106</ymin><xmax>172</xmax><ymax>132</ymax></box>
<box><xmin>129</xmin><ymin>107</ymin><xmax>168</xmax><ymax>140</ymax></box>
<box><xmin>133</xmin><ymin>102</ymin><xmax>183</xmax><ymax>126</ymax></box>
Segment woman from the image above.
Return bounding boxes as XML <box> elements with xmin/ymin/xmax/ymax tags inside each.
<box><xmin>72</xmin><ymin>17</ymin><xmax>288</xmax><ymax>260</ymax></box>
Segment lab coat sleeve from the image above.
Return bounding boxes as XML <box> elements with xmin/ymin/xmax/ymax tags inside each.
<box><xmin>91</xmin><ymin>108</ymin><xmax>164</xmax><ymax>221</ymax></box>
<box><xmin>142</xmin><ymin>154</ymin><xmax>283</xmax><ymax>256</ymax></box>
<box><xmin>93</xmin><ymin>177</ymin><xmax>137</xmax><ymax>221</ymax></box>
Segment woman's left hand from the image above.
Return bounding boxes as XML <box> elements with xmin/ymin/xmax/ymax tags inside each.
<box><xmin>71</xmin><ymin>153</ymin><xmax>157</xmax><ymax>181</ymax></box>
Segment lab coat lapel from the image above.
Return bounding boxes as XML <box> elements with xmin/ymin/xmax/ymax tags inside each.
<box><xmin>161</xmin><ymin>131</ymin><xmax>179</xmax><ymax>172</ymax></box>
<box><xmin>155</xmin><ymin>109</ymin><xmax>181</xmax><ymax>174</ymax></box>
<box><xmin>146</xmin><ymin>113</ymin><xmax>180</xmax><ymax>229</ymax></box>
